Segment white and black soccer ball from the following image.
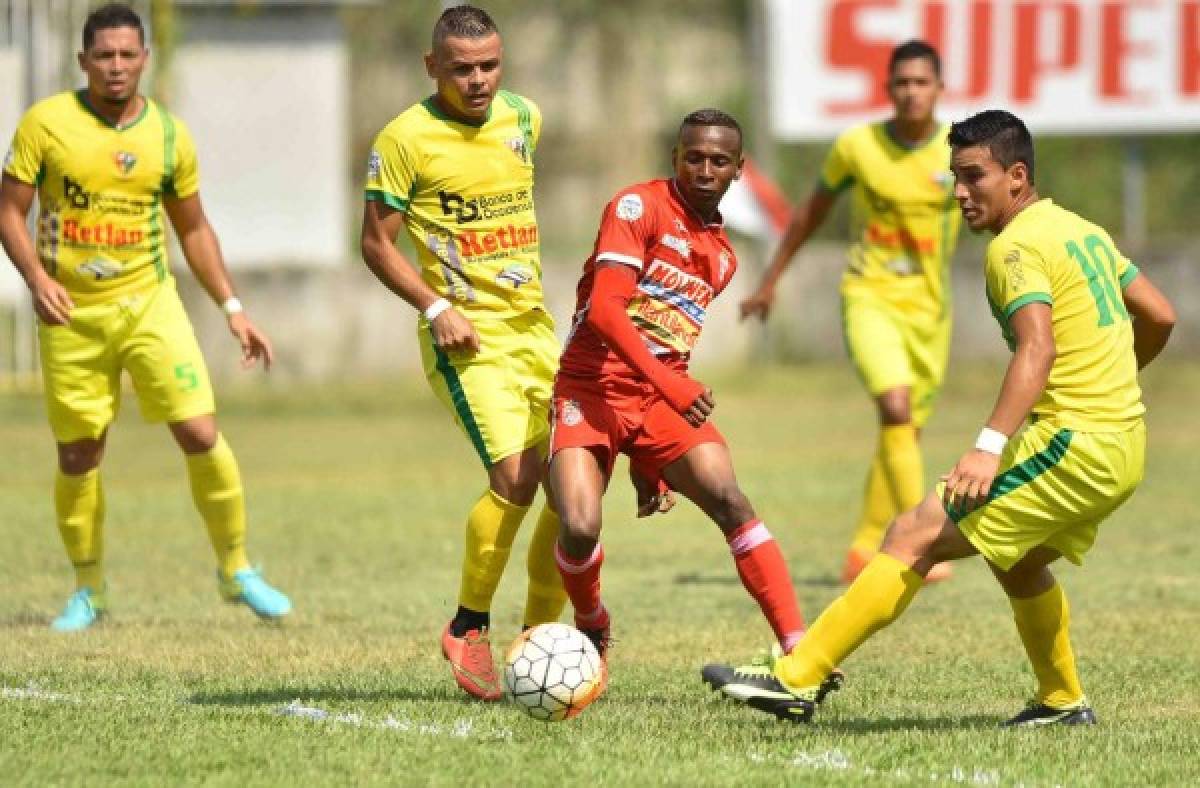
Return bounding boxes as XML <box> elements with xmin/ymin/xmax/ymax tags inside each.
<box><xmin>503</xmin><ymin>623</ymin><xmax>604</xmax><ymax>721</ymax></box>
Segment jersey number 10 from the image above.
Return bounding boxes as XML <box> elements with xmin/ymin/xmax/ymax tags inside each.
<box><xmin>1065</xmin><ymin>235</ymin><xmax>1129</xmax><ymax>328</ymax></box>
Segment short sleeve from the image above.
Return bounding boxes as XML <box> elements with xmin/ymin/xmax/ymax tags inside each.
<box><xmin>1103</xmin><ymin>231</ymin><xmax>1139</xmax><ymax>288</ymax></box>
<box><xmin>593</xmin><ymin>190</ymin><xmax>658</xmax><ymax>272</ymax></box>
<box><xmin>530</xmin><ymin>100</ymin><xmax>543</xmax><ymax>149</ymax></box>
<box><xmin>4</xmin><ymin>109</ymin><xmax>45</xmax><ymax>186</ymax></box>
<box><xmin>364</xmin><ymin>127</ymin><xmax>417</xmax><ymax>212</ymax></box>
<box><xmin>817</xmin><ymin>130</ymin><xmax>855</xmax><ymax>193</ymax></box>
<box><xmin>170</xmin><ymin>119</ymin><xmax>200</xmax><ymax>199</ymax></box>
<box><xmin>985</xmin><ymin>240</ymin><xmax>1053</xmax><ymax>321</ymax></box>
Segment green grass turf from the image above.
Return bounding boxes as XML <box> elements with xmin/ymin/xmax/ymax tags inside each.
<box><xmin>2</xmin><ymin>361</ymin><xmax>1197</xmax><ymax>786</ymax></box>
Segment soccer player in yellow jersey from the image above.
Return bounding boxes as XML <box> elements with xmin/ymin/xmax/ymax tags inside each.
<box><xmin>708</xmin><ymin>109</ymin><xmax>1176</xmax><ymax>726</ymax></box>
<box><xmin>0</xmin><ymin>3</ymin><xmax>290</xmax><ymax>631</ymax></box>
<box><xmin>741</xmin><ymin>41</ymin><xmax>960</xmax><ymax>583</ymax></box>
<box><xmin>359</xmin><ymin>5</ymin><xmax>565</xmax><ymax>701</ymax></box>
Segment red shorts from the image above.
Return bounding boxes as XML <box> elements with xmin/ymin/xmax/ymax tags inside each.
<box><xmin>550</xmin><ymin>373</ymin><xmax>725</xmax><ymax>482</ymax></box>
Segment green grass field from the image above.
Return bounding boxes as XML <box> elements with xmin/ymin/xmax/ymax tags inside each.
<box><xmin>2</xmin><ymin>361</ymin><xmax>1198</xmax><ymax>786</ymax></box>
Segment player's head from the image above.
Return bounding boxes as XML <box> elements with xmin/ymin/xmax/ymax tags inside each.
<box><xmin>887</xmin><ymin>40</ymin><xmax>942</xmax><ymax>125</ymax></box>
<box><xmin>79</xmin><ymin>3</ymin><xmax>147</xmax><ymax>105</ymax></box>
<box><xmin>425</xmin><ymin>4</ymin><xmax>502</xmax><ymax>123</ymax></box>
<box><xmin>949</xmin><ymin>109</ymin><xmax>1037</xmax><ymax>233</ymax></box>
<box><xmin>672</xmin><ymin>109</ymin><xmax>744</xmax><ymax>221</ymax></box>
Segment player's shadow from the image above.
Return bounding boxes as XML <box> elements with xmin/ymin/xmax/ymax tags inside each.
<box><xmin>674</xmin><ymin>572</ymin><xmax>841</xmax><ymax>588</ymax></box>
<box><xmin>188</xmin><ymin>685</ymin><xmax>476</xmax><ymax>708</ymax></box>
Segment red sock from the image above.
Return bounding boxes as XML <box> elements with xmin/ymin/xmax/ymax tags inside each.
<box><xmin>554</xmin><ymin>541</ymin><xmax>609</xmax><ymax>630</ymax></box>
<box><xmin>727</xmin><ymin>520</ymin><xmax>806</xmax><ymax>652</ymax></box>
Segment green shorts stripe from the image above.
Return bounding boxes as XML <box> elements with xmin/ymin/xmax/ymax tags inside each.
<box><xmin>431</xmin><ymin>339</ymin><xmax>491</xmax><ymax>466</ymax></box>
<box><xmin>947</xmin><ymin>428</ymin><xmax>1074</xmax><ymax>523</ymax></box>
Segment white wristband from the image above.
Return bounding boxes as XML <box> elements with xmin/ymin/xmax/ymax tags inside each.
<box><xmin>220</xmin><ymin>297</ymin><xmax>243</xmax><ymax>317</ymax></box>
<box><xmin>975</xmin><ymin>427</ymin><xmax>1008</xmax><ymax>455</ymax></box>
<box><xmin>423</xmin><ymin>297</ymin><xmax>452</xmax><ymax>321</ymax></box>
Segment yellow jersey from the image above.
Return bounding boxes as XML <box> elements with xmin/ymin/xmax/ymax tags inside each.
<box><xmin>4</xmin><ymin>90</ymin><xmax>199</xmax><ymax>306</ymax></box>
<box><xmin>365</xmin><ymin>91</ymin><xmax>545</xmax><ymax>321</ymax></box>
<box><xmin>820</xmin><ymin>122</ymin><xmax>960</xmax><ymax>314</ymax></box>
<box><xmin>984</xmin><ymin>198</ymin><xmax>1144</xmax><ymax>431</ymax></box>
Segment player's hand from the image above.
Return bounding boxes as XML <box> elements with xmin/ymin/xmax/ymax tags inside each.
<box><xmin>684</xmin><ymin>389</ymin><xmax>715</xmax><ymax>427</ymax></box>
<box><xmin>631</xmin><ymin>468</ymin><xmax>675</xmax><ymax>518</ymax></box>
<box><xmin>941</xmin><ymin>449</ymin><xmax>1001</xmax><ymax>515</ymax></box>
<box><xmin>739</xmin><ymin>286</ymin><xmax>775</xmax><ymax>322</ymax></box>
<box><xmin>228</xmin><ymin>312</ymin><xmax>274</xmax><ymax>370</ymax></box>
<box><xmin>431</xmin><ymin>307</ymin><xmax>480</xmax><ymax>355</ymax></box>
<box><xmin>29</xmin><ymin>274</ymin><xmax>74</xmax><ymax>325</ymax></box>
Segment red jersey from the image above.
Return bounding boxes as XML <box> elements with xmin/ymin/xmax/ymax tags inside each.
<box><xmin>559</xmin><ymin>178</ymin><xmax>738</xmax><ymax>381</ymax></box>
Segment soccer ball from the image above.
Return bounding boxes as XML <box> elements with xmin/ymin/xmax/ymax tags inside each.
<box><xmin>503</xmin><ymin>623</ymin><xmax>605</xmax><ymax>721</ymax></box>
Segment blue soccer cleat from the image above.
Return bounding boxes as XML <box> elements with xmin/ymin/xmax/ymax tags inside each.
<box><xmin>218</xmin><ymin>567</ymin><xmax>291</xmax><ymax>620</ymax></box>
<box><xmin>51</xmin><ymin>587</ymin><xmax>107</xmax><ymax>632</ymax></box>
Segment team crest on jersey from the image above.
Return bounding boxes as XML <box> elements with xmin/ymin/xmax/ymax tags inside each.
<box><xmin>560</xmin><ymin>399</ymin><xmax>583</xmax><ymax>427</ymax></box>
<box><xmin>366</xmin><ymin>150</ymin><xmax>381</xmax><ymax>180</ymax></box>
<box><xmin>673</xmin><ymin>218</ymin><xmax>688</xmax><ymax>235</ymax></box>
<box><xmin>660</xmin><ymin>233</ymin><xmax>691</xmax><ymax>259</ymax></box>
<box><xmin>506</xmin><ymin>136</ymin><xmax>529</xmax><ymax>163</ymax></box>
<box><xmin>496</xmin><ymin>264</ymin><xmax>534</xmax><ymax>288</ymax></box>
<box><xmin>718</xmin><ymin>250</ymin><xmax>732</xmax><ymax>282</ymax></box>
<box><xmin>615</xmin><ymin>194</ymin><xmax>643</xmax><ymax>221</ymax></box>
<box><xmin>113</xmin><ymin>151</ymin><xmax>137</xmax><ymax>176</ymax></box>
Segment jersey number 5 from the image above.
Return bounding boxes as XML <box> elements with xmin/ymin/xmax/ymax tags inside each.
<box><xmin>1065</xmin><ymin>235</ymin><xmax>1129</xmax><ymax>327</ymax></box>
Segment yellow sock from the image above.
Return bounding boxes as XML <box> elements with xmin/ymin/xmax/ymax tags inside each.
<box><xmin>777</xmin><ymin>553</ymin><xmax>923</xmax><ymax>689</ymax></box>
<box><xmin>522</xmin><ymin>504</ymin><xmax>568</xmax><ymax>627</ymax></box>
<box><xmin>185</xmin><ymin>434</ymin><xmax>250</xmax><ymax>578</ymax></box>
<box><xmin>458</xmin><ymin>488</ymin><xmax>530</xmax><ymax>613</ymax></box>
<box><xmin>849</xmin><ymin>455</ymin><xmax>895</xmax><ymax>555</ymax></box>
<box><xmin>54</xmin><ymin>469</ymin><xmax>105</xmax><ymax>590</ymax></box>
<box><xmin>1009</xmin><ymin>582</ymin><xmax>1085</xmax><ymax>708</ymax></box>
<box><xmin>879</xmin><ymin>424</ymin><xmax>924</xmax><ymax>513</ymax></box>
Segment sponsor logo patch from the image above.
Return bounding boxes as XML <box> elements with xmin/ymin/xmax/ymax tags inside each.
<box><xmin>660</xmin><ymin>233</ymin><xmax>691</xmax><ymax>260</ymax></box>
<box><xmin>366</xmin><ymin>150</ymin><xmax>381</xmax><ymax>180</ymax></box>
<box><xmin>561</xmin><ymin>399</ymin><xmax>583</xmax><ymax>427</ymax></box>
<box><xmin>496</xmin><ymin>265</ymin><xmax>534</xmax><ymax>288</ymax></box>
<box><xmin>615</xmin><ymin>194</ymin><xmax>643</xmax><ymax>221</ymax></box>
<box><xmin>78</xmin><ymin>257</ymin><xmax>122</xmax><ymax>281</ymax></box>
<box><xmin>3</xmin><ymin>147</ymin><xmax>13</xmax><ymax>170</ymax></box>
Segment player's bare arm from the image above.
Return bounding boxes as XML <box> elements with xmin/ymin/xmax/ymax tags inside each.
<box><xmin>1122</xmin><ymin>274</ymin><xmax>1176</xmax><ymax>369</ymax></box>
<box><xmin>942</xmin><ymin>302</ymin><xmax>1054</xmax><ymax>514</ymax></box>
<box><xmin>740</xmin><ymin>187</ymin><xmax>837</xmax><ymax>321</ymax></box>
<box><xmin>359</xmin><ymin>199</ymin><xmax>480</xmax><ymax>354</ymax></box>
<box><xmin>165</xmin><ymin>193</ymin><xmax>273</xmax><ymax>370</ymax></box>
<box><xmin>0</xmin><ymin>174</ymin><xmax>75</xmax><ymax>325</ymax></box>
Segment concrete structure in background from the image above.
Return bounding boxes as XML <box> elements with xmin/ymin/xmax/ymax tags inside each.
<box><xmin>0</xmin><ymin>0</ymin><xmax>360</xmax><ymax>382</ymax></box>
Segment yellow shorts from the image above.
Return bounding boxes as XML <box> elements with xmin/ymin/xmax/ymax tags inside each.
<box><xmin>38</xmin><ymin>280</ymin><xmax>215</xmax><ymax>443</ymax></box>
<box><xmin>418</xmin><ymin>308</ymin><xmax>558</xmax><ymax>468</ymax></box>
<box><xmin>944</xmin><ymin>420</ymin><xmax>1145</xmax><ymax>570</ymax></box>
<box><xmin>841</xmin><ymin>286</ymin><xmax>949</xmax><ymax>427</ymax></box>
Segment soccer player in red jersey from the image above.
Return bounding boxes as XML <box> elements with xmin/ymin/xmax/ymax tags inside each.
<box><xmin>548</xmin><ymin>110</ymin><xmax>834</xmax><ymax>698</ymax></box>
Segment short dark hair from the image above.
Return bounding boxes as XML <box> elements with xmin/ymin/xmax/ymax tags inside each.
<box><xmin>889</xmin><ymin>39</ymin><xmax>941</xmax><ymax>78</ymax></box>
<box><xmin>82</xmin><ymin>3</ymin><xmax>144</xmax><ymax>50</ymax></box>
<box><xmin>679</xmin><ymin>108</ymin><xmax>743</xmax><ymax>148</ymax></box>
<box><xmin>949</xmin><ymin>109</ymin><xmax>1036</xmax><ymax>184</ymax></box>
<box><xmin>432</xmin><ymin>4</ymin><xmax>499</xmax><ymax>49</ymax></box>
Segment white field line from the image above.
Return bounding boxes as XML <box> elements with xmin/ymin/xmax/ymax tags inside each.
<box><xmin>276</xmin><ymin>700</ymin><xmax>513</xmax><ymax>740</ymax></box>
<box><xmin>1</xmin><ymin>684</ymin><xmax>512</xmax><ymax>741</ymax></box>
<box><xmin>750</xmin><ymin>749</ymin><xmax>1064</xmax><ymax>788</ymax></box>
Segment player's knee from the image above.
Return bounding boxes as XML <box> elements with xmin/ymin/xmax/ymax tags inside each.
<box><xmin>710</xmin><ymin>483</ymin><xmax>754</xmax><ymax>531</ymax></box>
<box><xmin>876</xmin><ymin>388</ymin><xmax>912</xmax><ymax>426</ymax></box>
<box><xmin>170</xmin><ymin>417</ymin><xmax>218</xmax><ymax>455</ymax></box>
<box><xmin>557</xmin><ymin>509</ymin><xmax>600</xmax><ymax>558</ymax></box>
<box><xmin>57</xmin><ymin>440</ymin><xmax>104</xmax><ymax>474</ymax></box>
<box><xmin>488</xmin><ymin>450</ymin><xmax>542</xmax><ymax>506</ymax></box>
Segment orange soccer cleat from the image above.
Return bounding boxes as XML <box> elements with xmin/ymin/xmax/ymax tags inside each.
<box><xmin>839</xmin><ymin>548</ymin><xmax>873</xmax><ymax>584</ymax></box>
<box><xmin>441</xmin><ymin>623</ymin><xmax>503</xmax><ymax>701</ymax></box>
